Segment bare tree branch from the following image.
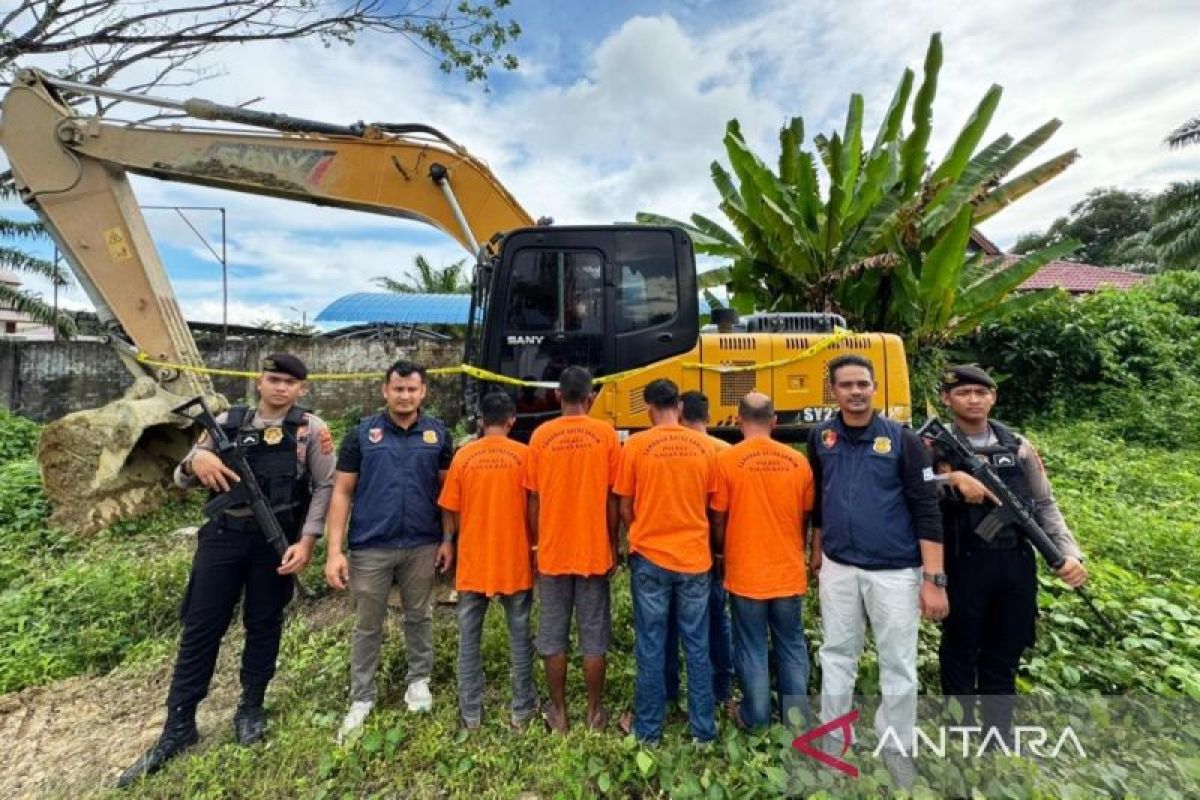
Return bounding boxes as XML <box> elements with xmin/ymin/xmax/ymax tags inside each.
<box><xmin>1</xmin><ymin>0</ymin><xmax>520</xmax><ymax>91</ymax></box>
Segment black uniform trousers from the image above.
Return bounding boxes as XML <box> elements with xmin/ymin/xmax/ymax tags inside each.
<box><xmin>166</xmin><ymin>519</ymin><xmax>295</xmax><ymax>711</ymax></box>
<box><xmin>939</xmin><ymin>543</ymin><xmax>1037</xmax><ymax>738</ymax></box>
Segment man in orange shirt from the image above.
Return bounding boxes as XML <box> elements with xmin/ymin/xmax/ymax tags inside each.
<box><xmin>438</xmin><ymin>392</ymin><xmax>536</xmax><ymax>730</ymax></box>
<box><xmin>664</xmin><ymin>391</ymin><xmax>735</xmax><ymax>716</ymax></box>
<box><xmin>525</xmin><ymin>366</ymin><xmax>620</xmax><ymax>733</ymax></box>
<box><xmin>711</xmin><ymin>392</ymin><xmax>814</xmax><ymax>730</ymax></box>
<box><xmin>615</xmin><ymin>378</ymin><xmax>718</xmax><ymax>744</ymax></box>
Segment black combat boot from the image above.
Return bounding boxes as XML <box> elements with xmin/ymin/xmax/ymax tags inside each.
<box><xmin>116</xmin><ymin>705</ymin><xmax>199</xmax><ymax>788</ymax></box>
<box><xmin>233</xmin><ymin>703</ymin><xmax>267</xmax><ymax>745</ymax></box>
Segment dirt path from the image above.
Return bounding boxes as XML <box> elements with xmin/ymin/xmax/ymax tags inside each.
<box><xmin>0</xmin><ymin>595</ymin><xmax>351</xmax><ymax>799</ymax></box>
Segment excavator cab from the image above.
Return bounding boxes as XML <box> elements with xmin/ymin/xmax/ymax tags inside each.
<box><xmin>472</xmin><ymin>225</ymin><xmax>698</xmax><ymax>436</ymax></box>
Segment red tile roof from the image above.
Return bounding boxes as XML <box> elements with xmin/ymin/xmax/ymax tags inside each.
<box><xmin>1015</xmin><ymin>259</ymin><xmax>1149</xmax><ymax>293</ymax></box>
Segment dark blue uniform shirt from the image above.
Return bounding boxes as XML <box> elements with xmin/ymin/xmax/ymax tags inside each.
<box><xmin>337</xmin><ymin>411</ymin><xmax>453</xmax><ymax>550</ymax></box>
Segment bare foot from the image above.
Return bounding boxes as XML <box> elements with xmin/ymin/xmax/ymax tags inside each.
<box><xmin>587</xmin><ymin>706</ymin><xmax>608</xmax><ymax>731</ymax></box>
<box><xmin>617</xmin><ymin>710</ymin><xmax>634</xmax><ymax>736</ymax></box>
<box><xmin>543</xmin><ymin>701</ymin><xmax>569</xmax><ymax>734</ymax></box>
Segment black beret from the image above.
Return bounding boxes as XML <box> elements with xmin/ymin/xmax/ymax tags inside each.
<box><xmin>942</xmin><ymin>364</ymin><xmax>996</xmax><ymax>391</ymax></box>
<box><xmin>261</xmin><ymin>353</ymin><xmax>308</xmax><ymax>380</ymax></box>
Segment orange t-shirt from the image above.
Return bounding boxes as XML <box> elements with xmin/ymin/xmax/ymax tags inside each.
<box><xmin>524</xmin><ymin>414</ymin><xmax>620</xmax><ymax>576</ymax></box>
<box><xmin>614</xmin><ymin>423</ymin><xmax>716</xmax><ymax>573</ymax></box>
<box><xmin>438</xmin><ymin>435</ymin><xmax>532</xmax><ymax>595</ymax></box>
<box><xmin>708</xmin><ymin>435</ymin><xmax>733</xmax><ymax>454</ymax></box>
<box><xmin>711</xmin><ymin>436</ymin><xmax>814</xmax><ymax>599</ymax></box>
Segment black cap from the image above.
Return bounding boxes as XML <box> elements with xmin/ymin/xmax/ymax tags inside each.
<box><xmin>261</xmin><ymin>353</ymin><xmax>308</xmax><ymax>380</ymax></box>
<box><xmin>941</xmin><ymin>364</ymin><xmax>996</xmax><ymax>391</ymax></box>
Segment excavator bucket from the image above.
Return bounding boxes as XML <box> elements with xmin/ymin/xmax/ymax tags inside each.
<box><xmin>36</xmin><ymin>378</ymin><xmax>214</xmax><ymax>534</ymax></box>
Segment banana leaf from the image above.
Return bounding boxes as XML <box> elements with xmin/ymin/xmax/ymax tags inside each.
<box><xmin>973</xmin><ymin>149</ymin><xmax>1079</xmax><ymax>222</ymax></box>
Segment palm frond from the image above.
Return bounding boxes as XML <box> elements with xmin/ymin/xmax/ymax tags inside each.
<box><xmin>1153</xmin><ymin>180</ymin><xmax>1200</xmax><ymax>217</ymax></box>
<box><xmin>0</xmin><ymin>283</ymin><xmax>77</xmax><ymax>337</ymax></box>
<box><xmin>0</xmin><ymin>247</ymin><xmax>73</xmax><ymax>285</ymax></box>
<box><xmin>1166</xmin><ymin>116</ymin><xmax>1200</xmax><ymax>149</ymax></box>
<box><xmin>0</xmin><ymin>218</ymin><xmax>46</xmax><ymax>240</ymax></box>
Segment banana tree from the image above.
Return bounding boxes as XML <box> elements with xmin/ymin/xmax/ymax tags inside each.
<box><xmin>639</xmin><ymin>32</ymin><xmax>1080</xmax><ymax>352</ymax></box>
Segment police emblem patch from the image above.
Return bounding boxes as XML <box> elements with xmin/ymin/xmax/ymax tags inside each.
<box><xmin>873</xmin><ymin>436</ymin><xmax>892</xmax><ymax>454</ymax></box>
<box><xmin>821</xmin><ymin>429</ymin><xmax>837</xmax><ymax>449</ymax></box>
<box><xmin>263</xmin><ymin>426</ymin><xmax>283</xmax><ymax>446</ymax></box>
<box><xmin>368</xmin><ymin>427</ymin><xmax>383</xmax><ymax>444</ymax></box>
<box><xmin>422</xmin><ymin>430</ymin><xmax>439</xmax><ymax>445</ymax></box>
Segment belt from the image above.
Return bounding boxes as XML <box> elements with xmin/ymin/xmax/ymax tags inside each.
<box><xmin>965</xmin><ymin>536</ymin><xmax>1022</xmax><ymax>552</ymax></box>
<box><xmin>217</xmin><ymin>509</ymin><xmax>296</xmax><ymax>534</ymax></box>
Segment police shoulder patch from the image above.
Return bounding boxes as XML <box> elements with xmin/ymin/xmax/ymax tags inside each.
<box><xmin>821</xmin><ymin>429</ymin><xmax>837</xmax><ymax>449</ymax></box>
<box><xmin>368</xmin><ymin>427</ymin><xmax>383</xmax><ymax>444</ymax></box>
<box><xmin>422</xmin><ymin>430</ymin><xmax>439</xmax><ymax>445</ymax></box>
<box><xmin>872</xmin><ymin>436</ymin><xmax>892</xmax><ymax>454</ymax></box>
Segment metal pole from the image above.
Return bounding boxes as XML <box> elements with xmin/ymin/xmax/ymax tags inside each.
<box><xmin>220</xmin><ymin>208</ymin><xmax>228</xmax><ymax>342</ymax></box>
<box><xmin>52</xmin><ymin>247</ymin><xmax>59</xmax><ymax>342</ymax></box>
<box><xmin>140</xmin><ymin>205</ymin><xmax>229</xmax><ymax>341</ymax></box>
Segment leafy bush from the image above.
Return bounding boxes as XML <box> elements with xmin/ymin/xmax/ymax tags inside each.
<box><xmin>0</xmin><ymin>457</ymin><xmax>49</xmax><ymax>535</ymax></box>
<box><xmin>0</xmin><ymin>408</ymin><xmax>40</xmax><ymax>466</ymax></box>
<box><xmin>968</xmin><ymin>271</ymin><xmax>1200</xmax><ymax>444</ymax></box>
<box><xmin>0</xmin><ymin>497</ymin><xmax>197</xmax><ymax>692</ymax></box>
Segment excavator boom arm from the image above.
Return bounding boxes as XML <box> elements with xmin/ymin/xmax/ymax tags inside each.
<box><xmin>0</xmin><ymin>69</ymin><xmax>533</xmax><ymax>388</ymax></box>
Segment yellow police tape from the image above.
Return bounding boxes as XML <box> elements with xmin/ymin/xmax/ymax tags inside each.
<box><xmin>135</xmin><ymin>327</ymin><xmax>851</xmax><ymax>389</ymax></box>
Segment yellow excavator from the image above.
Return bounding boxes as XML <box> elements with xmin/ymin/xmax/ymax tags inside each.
<box><xmin>0</xmin><ymin>69</ymin><xmax>910</xmax><ymax>532</ymax></box>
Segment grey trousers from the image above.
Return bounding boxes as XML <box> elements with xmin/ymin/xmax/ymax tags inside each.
<box><xmin>457</xmin><ymin>589</ymin><xmax>536</xmax><ymax>726</ymax></box>
<box><xmin>349</xmin><ymin>544</ymin><xmax>438</xmax><ymax>703</ymax></box>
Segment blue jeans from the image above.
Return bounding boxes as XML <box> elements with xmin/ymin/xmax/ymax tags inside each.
<box><xmin>457</xmin><ymin>590</ymin><xmax>536</xmax><ymax>726</ymax></box>
<box><xmin>729</xmin><ymin>593</ymin><xmax>810</xmax><ymax>730</ymax></box>
<box><xmin>665</xmin><ymin>567</ymin><xmax>733</xmax><ymax>704</ymax></box>
<box><xmin>630</xmin><ymin>553</ymin><xmax>716</xmax><ymax>743</ymax></box>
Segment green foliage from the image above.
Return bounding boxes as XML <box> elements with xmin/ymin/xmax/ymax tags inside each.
<box><xmin>1020</xmin><ymin>423</ymin><xmax>1200</xmax><ymax>696</ymax></box>
<box><xmin>1011</xmin><ymin>187</ymin><xmax>1155</xmax><ymax>267</ymax></box>
<box><xmin>0</xmin><ymin>408</ymin><xmax>40</xmax><ymax>467</ymax></box>
<box><xmin>0</xmin><ymin>234</ymin><xmax>77</xmax><ymax>336</ymax></box>
<box><xmin>968</xmin><ymin>271</ymin><xmax>1200</xmax><ymax>445</ymax></box>
<box><xmin>375</xmin><ymin>254</ymin><xmax>471</xmax><ymax>294</ymax></box>
<box><xmin>2</xmin><ymin>414</ymin><xmax>1197</xmax><ymax>797</ymax></box>
<box><xmin>0</xmin><ymin>458</ymin><xmax>50</xmax><ymax>541</ymax></box>
<box><xmin>638</xmin><ymin>32</ymin><xmax>1079</xmax><ymax>353</ymax></box>
<box><xmin>1149</xmin><ymin>180</ymin><xmax>1200</xmax><ymax>270</ymax></box>
<box><xmin>1166</xmin><ymin>114</ymin><xmax>1200</xmax><ymax>149</ymax></box>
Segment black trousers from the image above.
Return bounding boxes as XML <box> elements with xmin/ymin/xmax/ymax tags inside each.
<box><xmin>939</xmin><ymin>543</ymin><xmax>1037</xmax><ymax>737</ymax></box>
<box><xmin>166</xmin><ymin>520</ymin><xmax>295</xmax><ymax>710</ymax></box>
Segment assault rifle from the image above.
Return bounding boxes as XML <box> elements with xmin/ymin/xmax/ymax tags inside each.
<box><xmin>916</xmin><ymin>417</ymin><xmax>1115</xmax><ymax>636</ymax></box>
<box><xmin>173</xmin><ymin>396</ymin><xmax>308</xmax><ymax>598</ymax></box>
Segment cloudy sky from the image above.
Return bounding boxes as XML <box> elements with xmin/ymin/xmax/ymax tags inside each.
<box><xmin>5</xmin><ymin>0</ymin><xmax>1200</xmax><ymax>326</ymax></box>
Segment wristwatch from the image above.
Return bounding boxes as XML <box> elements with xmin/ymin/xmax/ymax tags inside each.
<box><xmin>922</xmin><ymin>571</ymin><xmax>949</xmax><ymax>588</ymax></box>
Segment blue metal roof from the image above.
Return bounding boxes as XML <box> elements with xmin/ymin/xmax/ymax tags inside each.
<box><xmin>316</xmin><ymin>293</ymin><xmax>472</xmax><ymax>324</ymax></box>
<box><xmin>316</xmin><ymin>292</ymin><xmax>712</xmax><ymax>325</ymax></box>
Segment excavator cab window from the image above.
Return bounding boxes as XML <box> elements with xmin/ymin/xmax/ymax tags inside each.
<box><xmin>479</xmin><ymin>226</ymin><xmax>697</xmax><ymax>437</ymax></box>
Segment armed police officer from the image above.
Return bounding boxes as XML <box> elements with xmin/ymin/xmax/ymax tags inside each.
<box><xmin>933</xmin><ymin>365</ymin><xmax>1087</xmax><ymax>744</ymax></box>
<box><xmin>118</xmin><ymin>354</ymin><xmax>335</xmax><ymax>788</ymax></box>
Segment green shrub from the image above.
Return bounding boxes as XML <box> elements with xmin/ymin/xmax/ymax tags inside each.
<box><xmin>0</xmin><ymin>409</ymin><xmax>40</xmax><ymax>466</ymax></box>
<box><xmin>0</xmin><ymin>457</ymin><xmax>49</xmax><ymax>534</ymax></box>
<box><xmin>967</xmin><ymin>272</ymin><xmax>1200</xmax><ymax>445</ymax></box>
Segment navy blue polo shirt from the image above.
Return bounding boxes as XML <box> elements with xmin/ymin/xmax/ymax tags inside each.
<box><xmin>337</xmin><ymin>411</ymin><xmax>453</xmax><ymax>550</ymax></box>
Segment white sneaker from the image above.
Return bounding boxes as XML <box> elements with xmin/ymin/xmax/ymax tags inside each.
<box><xmin>404</xmin><ymin>679</ymin><xmax>433</xmax><ymax>712</ymax></box>
<box><xmin>337</xmin><ymin>700</ymin><xmax>374</xmax><ymax>743</ymax></box>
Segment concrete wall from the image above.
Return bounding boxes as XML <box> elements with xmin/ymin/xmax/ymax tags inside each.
<box><xmin>0</xmin><ymin>338</ymin><xmax>465</xmax><ymax>425</ymax></box>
